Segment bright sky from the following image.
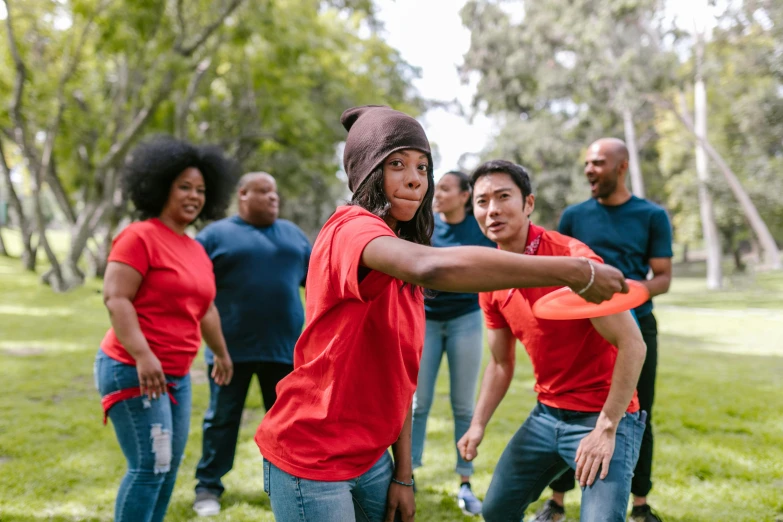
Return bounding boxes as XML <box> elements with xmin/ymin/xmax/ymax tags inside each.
<box><xmin>375</xmin><ymin>0</ymin><xmax>495</xmax><ymax>177</ymax></box>
<box><xmin>375</xmin><ymin>0</ymin><xmax>713</xmax><ymax>178</ymax></box>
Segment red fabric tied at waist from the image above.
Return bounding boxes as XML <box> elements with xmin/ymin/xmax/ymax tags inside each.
<box><xmin>101</xmin><ymin>383</ymin><xmax>177</xmax><ymax>425</ymax></box>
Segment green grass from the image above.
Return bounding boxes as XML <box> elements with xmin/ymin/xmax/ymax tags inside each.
<box><xmin>1</xmin><ymin>248</ymin><xmax>783</xmax><ymax>521</ymax></box>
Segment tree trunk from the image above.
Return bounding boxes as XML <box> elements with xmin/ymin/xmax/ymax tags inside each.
<box><xmin>622</xmin><ymin>107</ymin><xmax>645</xmax><ymax>198</ymax></box>
<box><xmin>693</xmin><ymin>68</ymin><xmax>723</xmax><ymax>289</ymax></box>
<box><xmin>672</xmin><ymin>90</ymin><xmax>782</xmax><ymax>272</ymax></box>
<box><xmin>30</xmin><ymin>185</ymin><xmax>68</xmax><ymax>291</ymax></box>
<box><xmin>0</xmin><ymin>141</ymin><xmax>36</xmax><ymax>269</ymax></box>
<box><xmin>0</xmin><ymin>227</ymin><xmax>7</xmax><ymax>256</ymax></box>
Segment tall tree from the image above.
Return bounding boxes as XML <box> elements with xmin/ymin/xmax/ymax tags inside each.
<box><xmin>692</xmin><ymin>15</ymin><xmax>723</xmax><ymax>288</ymax></box>
<box><xmin>0</xmin><ymin>0</ymin><xmax>421</xmax><ymax>288</ymax></box>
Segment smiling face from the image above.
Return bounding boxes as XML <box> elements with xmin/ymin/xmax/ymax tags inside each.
<box><xmin>472</xmin><ymin>172</ymin><xmax>535</xmax><ymax>250</ymax></box>
<box><xmin>584</xmin><ymin>141</ymin><xmax>626</xmax><ymax>200</ymax></box>
<box><xmin>160</xmin><ymin>167</ymin><xmax>205</xmax><ymax>225</ymax></box>
<box><xmin>433</xmin><ymin>173</ymin><xmax>469</xmax><ymax>215</ymax></box>
<box><xmin>382</xmin><ymin>149</ymin><xmax>430</xmax><ymax>226</ymax></box>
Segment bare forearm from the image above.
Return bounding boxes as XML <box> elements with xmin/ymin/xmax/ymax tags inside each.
<box><xmin>201</xmin><ymin>305</ymin><xmax>229</xmax><ymax>358</ymax></box>
<box><xmin>471</xmin><ymin>360</ymin><xmax>515</xmax><ymax>428</ymax></box>
<box><xmin>391</xmin><ymin>406</ymin><xmax>413</xmax><ymax>481</ymax></box>
<box><xmin>641</xmin><ymin>274</ymin><xmax>671</xmax><ymax>298</ymax></box>
<box><xmin>105</xmin><ymin>297</ymin><xmax>153</xmax><ymax>361</ymax></box>
<box><xmin>601</xmin><ymin>339</ymin><xmax>646</xmax><ymax>426</ymax></box>
<box><xmin>403</xmin><ymin>247</ymin><xmax>589</xmax><ymax>293</ymax></box>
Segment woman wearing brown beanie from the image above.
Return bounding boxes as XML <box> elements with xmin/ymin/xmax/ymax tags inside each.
<box><xmin>255</xmin><ymin>105</ymin><xmax>628</xmax><ymax>522</ymax></box>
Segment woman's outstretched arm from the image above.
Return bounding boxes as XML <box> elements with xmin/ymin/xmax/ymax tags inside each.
<box><xmin>361</xmin><ymin>236</ymin><xmax>627</xmax><ymax>303</ymax></box>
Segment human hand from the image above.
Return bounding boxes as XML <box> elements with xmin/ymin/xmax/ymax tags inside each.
<box><xmin>457</xmin><ymin>424</ymin><xmax>485</xmax><ymax>462</ymax></box>
<box><xmin>385</xmin><ymin>482</ymin><xmax>415</xmax><ymax>522</ymax></box>
<box><xmin>136</xmin><ymin>353</ymin><xmax>166</xmax><ymax>399</ymax></box>
<box><xmin>575</xmin><ymin>424</ymin><xmax>616</xmax><ymax>487</ymax></box>
<box><xmin>572</xmin><ymin>259</ymin><xmax>628</xmax><ymax>304</ymax></box>
<box><xmin>212</xmin><ymin>353</ymin><xmax>233</xmax><ymax>386</ymax></box>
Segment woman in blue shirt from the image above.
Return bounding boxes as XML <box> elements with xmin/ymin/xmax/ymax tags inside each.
<box><xmin>411</xmin><ymin>171</ymin><xmax>495</xmax><ymax>516</ymax></box>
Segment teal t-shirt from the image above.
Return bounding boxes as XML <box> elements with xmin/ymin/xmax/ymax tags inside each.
<box><xmin>196</xmin><ymin>216</ymin><xmax>311</xmax><ymax>364</ymax></box>
<box><xmin>558</xmin><ymin>196</ymin><xmax>673</xmax><ymax>317</ymax></box>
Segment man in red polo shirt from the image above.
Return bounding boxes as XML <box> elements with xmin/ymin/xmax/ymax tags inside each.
<box><xmin>457</xmin><ymin>160</ymin><xmax>647</xmax><ymax>522</ymax></box>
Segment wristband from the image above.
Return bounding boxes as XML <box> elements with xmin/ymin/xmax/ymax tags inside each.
<box><xmin>576</xmin><ymin>257</ymin><xmax>595</xmax><ymax>296</ymax></box>
<box><xmin>391</xmin><ymin>477</ymin><xmax>415</xmax><ymax>487</ymax></box>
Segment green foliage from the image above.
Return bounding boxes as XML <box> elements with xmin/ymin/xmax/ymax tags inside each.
<box><xmin>460</xmin><ymin>0</ymin><xmax>672</xmax><ymax>226</ymax></box>
<box><xmin>0</xmin><ymin>0</ymin><xmax>421</xmax><ymax>247</ymax></box>
<box><xmin>462</xmin><ymin>0</ymin><xmax>783</xmax><ymax>253</ymax></box>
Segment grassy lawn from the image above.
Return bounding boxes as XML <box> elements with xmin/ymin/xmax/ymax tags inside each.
<box><xmin>1</xmin><ymin>245</ymin><xmax>783</xmax><ymax>521</ymax></box>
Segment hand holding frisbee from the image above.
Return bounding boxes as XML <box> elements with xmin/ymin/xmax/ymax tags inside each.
<box><xmin>533</xmin><ymin>279</ymin><xmax>650</xmax><ymax>320</ymax></box>
<box><xmin>568</xmin><ymin>259</ymin><xmax>629</xmax><ymax>304</ymax></box>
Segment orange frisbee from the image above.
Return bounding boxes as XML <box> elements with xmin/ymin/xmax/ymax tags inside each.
<box><xmin>531</xmin><ymin>280</ymin><xmax>650</xmax><ymax>320</ymax></box>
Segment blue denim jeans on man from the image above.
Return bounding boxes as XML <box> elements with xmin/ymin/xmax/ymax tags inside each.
<box><xmin>482</xmin><ymin>402</ymin><xmax>645</xmax><ymax>522</ymax></box>
<box><xmin>95</xmin><ymin>349</ymin><xmax>192</xmax><ymax>522</ymax></box>
<box><xmin>412</xmin><ymin>309</ymin><xmax>484</xmax><ymax>477</ymax></box>
<box><xmin>264</xmin><ymin>452</ymin><xmax>398</xmax><ymax>522</ymax></box>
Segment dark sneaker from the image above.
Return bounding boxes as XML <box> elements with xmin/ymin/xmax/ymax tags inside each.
<box><xmin>193</xmin><ymin>490</ymin><xmax>221</xmax><ymax>517</ymax></box>
<box><xmin>530</xmin><ymin>499</ymin><xmax>566</xmax><ymax>522</ymax></box>
<box><xmin>629</xmin><ymin>504</ymin><xmax>663</xmax><ymax>522</ymax></box>
<box><xmin>457</xmin><ymin>483</ymin><xmax>482</xmax><ymax>516</ymax></box>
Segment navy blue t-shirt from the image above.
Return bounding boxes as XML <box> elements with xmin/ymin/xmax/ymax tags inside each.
<box><xmin>558</xmin><ymin>196</ymin><xmax>673</xmax><ymax>317</ymax></box>
<box><xmin>425</xmin><ymin>213</ymin><xmax>496</xmax><ymax>321</ymax></box>
<box><xmin>196</xmin><ymin>216</ymin><xmax>311</xmax><ymax>364</ymax></box>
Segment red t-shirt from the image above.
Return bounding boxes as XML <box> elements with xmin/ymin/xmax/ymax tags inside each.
<box><xmin>255</xmin><ymin>206</ymin><xmax>425</xmax><ymax>481</ymax></box>
<box><xmin>480</xmin><ymin>223</ymin><xmax>639</xmax><ymax>413</ymax></box>
<box><xmin>100</xmin><ymin>219</ymin><xmax>216</xmax><ymax>376</ymax></box>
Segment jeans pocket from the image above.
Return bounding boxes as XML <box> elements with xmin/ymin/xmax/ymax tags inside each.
<box><xmin>263</xmin><ymin>459</ymin><xmax>270</xmax><ymax>495</ymax></box>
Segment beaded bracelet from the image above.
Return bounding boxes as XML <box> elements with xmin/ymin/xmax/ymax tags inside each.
<box><xmin>576</xmin><ymin>257</ymin><xmax>595</xmax><ymax>296</ymax></box>
<box><xmin>391</xmin><ymin>477</ymin><xmax>415</xmax><ymax>487</ymax></box>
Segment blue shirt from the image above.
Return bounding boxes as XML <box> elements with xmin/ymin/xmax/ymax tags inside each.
<box><xmin>425</xmin><ymin>213</ymin><xmax>496</xmax><ymax>321</ymax></box>
<box><xmin>558</xmin><ymin>196</ymin><xmax>673</xmax><ymax>317</ymax></box>
<box><xmin>196</xmin><ymin>216</ymin><xmax>312</xmax><ymax>364</ymax></box>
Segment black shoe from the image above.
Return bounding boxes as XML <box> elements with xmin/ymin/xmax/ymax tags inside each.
<box><xmin>531</xmin><ymin>499</ymin><xmax>566</xmax><ymax>522</ymax></box>
<box><xmin>629</xmin><ymin>504</ymin><xmax>663</xmax><ymax>522</ymax></box>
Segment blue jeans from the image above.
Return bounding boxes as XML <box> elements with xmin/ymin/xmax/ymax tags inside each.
<box><xmin>483</xmin><ymin>403</ymin><xmax>645</xmax><ymax>522</ymax></box>
<box><xmin>412</xmin><ymin>309</ymin><xmax>483</xmax><ymax>476</ymax></box>
<box><xmin>263</xmin><ymin>452</ymin><xmax>395</xmax><ymax>522</ymax></box>
<box><xmin>94</xmin><ymin>349</ymin><xmax>192</xmax><ymax>522</ymax></box>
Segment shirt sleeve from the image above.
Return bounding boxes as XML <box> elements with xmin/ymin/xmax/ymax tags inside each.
<box><xmin>108</xmin><ymin>225</ymin><xmax>150</xmax><ymax>277</ymax></box>
<box><xmin>479</xmin><ymin>291</ymin><xmax>509</xmax><ymax>330</ymax></box>
<box><xmin>648</xmin><ymin>208</ymin><xmax>674</xmax><ymax>259</ymax></box>
<box><xmin>565</xmin><ymin>236</ymin><xmax>604</xmax><ymax>264</ymax></box>
<box><xmin>558</xmin><ymin>208</ymin><xmax>573</xmax><ymax>236</ymax></box>
<box><xmin>330</xmin><ymin>213</ymin><xmax>395</xmax><ymax>301</ymax></box>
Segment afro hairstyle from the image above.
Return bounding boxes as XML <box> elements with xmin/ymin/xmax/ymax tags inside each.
<box><xmin>122</xmin><ymin>135</ymin><xmax>240</xmax><ymax>222</ymax></box>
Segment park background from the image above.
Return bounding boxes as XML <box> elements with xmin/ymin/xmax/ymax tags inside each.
<box><xmin>1</xmin><ymin>0</ymin><xmax>782</xmax><ymax>520</ymax></box>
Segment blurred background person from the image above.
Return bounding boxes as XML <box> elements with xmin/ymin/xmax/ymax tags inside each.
<box><xmin>96</xmin><ymin>136</ymin><xmax>237</xmax><ymax>522</ymax></box>
<box><xmin>411</xmin><ymin>170</ymin><xmax>495</xmax><ymax>517</ymax></box>
<box><xmin>192</xmin><ymin>172</ymin><xmax>311</xmax><ymax>517</ymax></box>
<box><xmin>542</xmin><ymin>138</ymin><xmax>673</xmax><ymax>522</ymax></box>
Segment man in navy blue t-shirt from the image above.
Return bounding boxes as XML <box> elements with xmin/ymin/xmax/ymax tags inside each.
<box><xmin>533</xmin><ymin>138</ymin><xmax>672</xmax><ymax>522</ymax></box>
<box><xmin>192</xmin><ymin>172</ymin><xmax>311</xmax><ymax>516</ymax></box>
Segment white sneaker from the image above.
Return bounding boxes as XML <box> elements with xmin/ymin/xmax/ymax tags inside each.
<box><xmin>193</xmin><ymin>492</ymin><xmax>221</xmax><ymax>517</ymax></box>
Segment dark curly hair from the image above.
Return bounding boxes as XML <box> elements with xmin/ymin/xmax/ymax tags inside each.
<box><xmin>122</xmin><ymin>135</ymin><xmax>240</xmax><ymax>222</ymax></box>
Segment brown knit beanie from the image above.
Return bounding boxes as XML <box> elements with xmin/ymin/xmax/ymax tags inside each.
<box><xmin>341</xmin><ymin>105</ymin><xmax>432</xmax><ymax>192</ymax></box>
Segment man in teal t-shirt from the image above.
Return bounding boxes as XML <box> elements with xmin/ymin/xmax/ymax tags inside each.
<box><xmin>534</xmin><ymin>138</ymin><xmax>672</xmax><ymax>522</ymax></box>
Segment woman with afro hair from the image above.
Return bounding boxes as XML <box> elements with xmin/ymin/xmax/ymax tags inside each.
<box><xmin>95</xmin><ymin>136</ymin><xmax>239</xmax><ymax>522</ymax></box>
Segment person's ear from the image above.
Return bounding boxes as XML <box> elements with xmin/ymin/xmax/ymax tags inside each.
<box><xmin>460</xmin><ymin>190</ymin><xmax>470</xmax><ymax>206</ymax></box>
<box><xmin>523</xmin><ymin>194</ymin><xmax>535</xmax><ymax>217</ymax></box>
